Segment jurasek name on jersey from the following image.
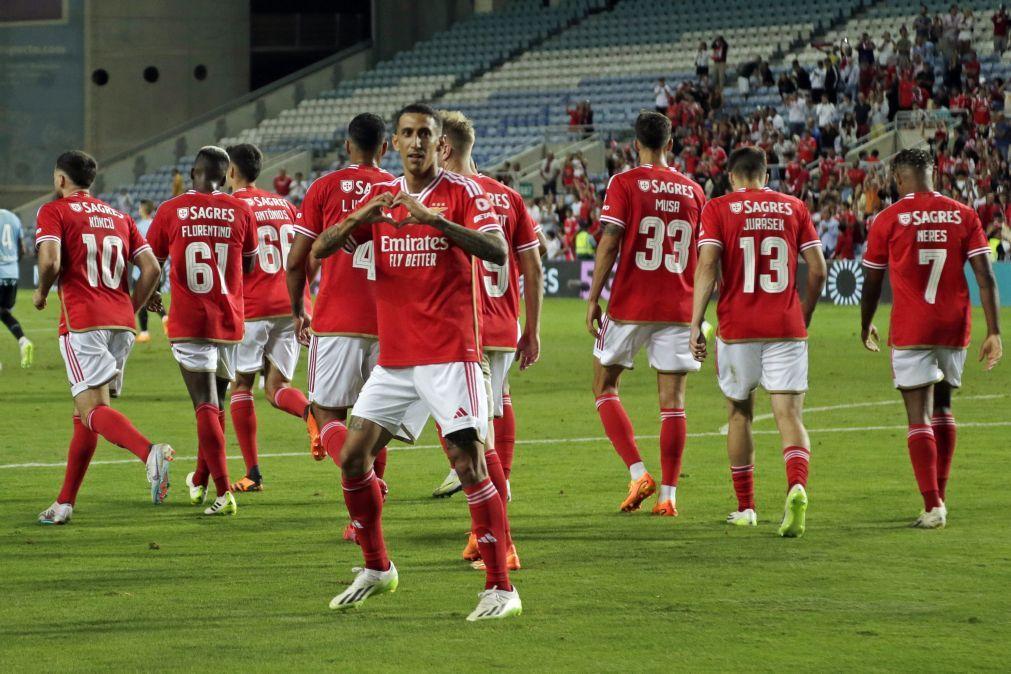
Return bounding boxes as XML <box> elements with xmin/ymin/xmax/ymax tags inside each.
<box><xmin>637</xmin><ymin>177</ymin><xmax>694</xmax><ymax>214</ymax></box>
<box><xmin>898</xmin><ymin>210</ymin><xmax>963</xmax><ymax>226</ymax></box>
<box><xmin>177</xmin><ymin>206</ymin><xmax>236</xmax><ymax>222</ymax></box>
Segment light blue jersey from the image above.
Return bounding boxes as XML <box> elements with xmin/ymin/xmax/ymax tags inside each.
<box><xmin>0</xmin><ymin>209</ymin><xmax>23</xmax><ymax>280</ymax></box>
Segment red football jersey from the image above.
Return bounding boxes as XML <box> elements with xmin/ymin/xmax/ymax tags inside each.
<box><xmin>473</xmin><ymin>174</ymin><xmax>540</xmax><ymax>350</ymax></box>
<box><xmin>347</xmin><ymin>169</ymin><xmax>500</xmax><ymax>366</ymax></box>
<box><xmin>295</xmin><ymin>163</ymin><xmax>394</xmax><ymax>337</ymax></box>
<box><xmin>698</xmin><ymin>187</ymin><xmax>821</xmax><ymax>341</ymax></box>
<box><xmin>35</xmin><ymin>191</ymin><xmax>150</xmax><ymax>336</ymax></box>
<box><xmin>863</xmin><ymin>191</ymin><xmax>989</xmax><ymax>348</ymax></box>
<box><xmin>146</xmin><ymin>190</ymin><xmax>258</xmax><ymax>342</ymax></box>
<box><xmin>599</xmin><ymin>164</ymin><xmax>705</xmax><ymax>324</ymax></box>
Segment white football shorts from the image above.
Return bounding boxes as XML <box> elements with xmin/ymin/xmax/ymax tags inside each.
<box><xmin>716</xmin><ymin>338</ymin><xmax>808</xmax><ymax>401</ymax></box>
<box><xmin>352</xmin><ymin>361</ymin><xmax>488</xmax><ymax>443</ymax></box>
<box><xmin>59</xmin><ymin>329</ymin><xmax>135</xmax><ymax>397</ymax></box>
<box><xmin>237</xmin><ymin>317</ymin><xmax>300</xmax><ymax>380</ymax></box>
<box><xmin>484</xmin><ymin>349</ymin><xmax>516</xmax><ymax>417</ymax></box>
<box><xmin>307</xmin><ymin>335</ymin><xmax>379</xmax><ymax>409</ymax></box>
<box><xmin>171</xmin><ymin>341</ymin><xmax>237</xmax><ymax>381</ymax></box>
<box><xmin>594</xmin><ymin>315</ymin><xmax>701</xmax><ymax>373</ymax></box>
<box><xmin>891</xmin><ymin>347</ymin><xmax>967</xmax><ymax>389</ymax></box>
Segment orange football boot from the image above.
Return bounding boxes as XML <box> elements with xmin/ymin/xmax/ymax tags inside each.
<box><xmin>461</xmin><ymin>532</ymin><xmax>481</xmax><ymax>561</ymax></box>
<box><xmin>304</xmin><ymin>407</ymin><xmax>326</xmax><ymax>461</ymax></box>
<box><xmin>620</xmin><ymin>472</ymin><xmax>657</xmax><ymax>512</ymax></box>
<box><xmin>470</xmin><ymin>544</ymin><xmax>522</xmax><ymax>572</ymax></box>
<box><xmin>231</xmin><ymin>476</ymin><xmax>263</xmax><ymax>492</ymax></box>
<box><xmin>652</xmin><ymin>500</ymin><xmax>678</xmax><ymax>517</ymax></box>
<box><xmin>343</xmin><ymin>522</ymin><xmax>359</xmax><ymax>544</ymax></box>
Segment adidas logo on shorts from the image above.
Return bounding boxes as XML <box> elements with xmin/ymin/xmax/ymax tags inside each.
<box><xmin>454</xmin><ymin>408</ymin><xmax>468</xmax><ymax>419</ymax></box>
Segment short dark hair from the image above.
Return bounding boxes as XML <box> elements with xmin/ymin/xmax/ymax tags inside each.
<box><xmin>634</xmin><ymin>111</ymin><xmax>672</xmax><ymax>151</ymax></box>
<box><xmin>891</xmin><ymin>148</ymin><xmax>934</xmax><ymax>176</ymax></box>
<box><xmin>394</xmin><ymin>103</ymin><xmax>440</xmax><ymax>132</ymax></box>
<box><xmin>194</xmin><ymin>145</ymin><xmax>230</xmax><ymax>181</ymax></box>
<box><xmin>55</xmin><ymin>150</ymin><xmax>98</xmax><ymax>188</ymax></box>
<box><xmin>348</xmin><ymin>113</ymin><xmax>387</xmax><ymax>154</ymax></box>
<box><xmin>225</xmin><ymin>143</ymin><xmax>263</xmax><ymax>182</ymax></box>
<box><xmin>727</xmin><ymin>146</ymin><xmax>767</xmax><ymax>180</ymax></box>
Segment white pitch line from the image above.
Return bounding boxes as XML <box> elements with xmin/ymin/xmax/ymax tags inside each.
<box><xmin>3</xmin><ymin>421</ymin><xmax>1010</xmax><ymax>470</ymax></box>
<box><xmin>717</xmin><ymin>393</ymin><xmax>1006</xmax><ymax>434</ymax></box>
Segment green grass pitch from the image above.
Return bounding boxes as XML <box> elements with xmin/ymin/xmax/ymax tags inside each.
<box><xmin>1</xmin><ymin>292</ymin><xmax>1009</xmax><ymax>670</ymax></box>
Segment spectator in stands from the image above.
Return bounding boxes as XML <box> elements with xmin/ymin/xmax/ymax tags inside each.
<box><xmin>816</xmin><ymin>203</ymin><xmax>840</xmax><ymax>257</ymax></box>
<box><xmin>958</xmin><ymin>7</ymin><xmax>976</xmax><ymax>54</ymax></box>
<box><xmin>811</xmin><ymin>60</ymin><xmax>826</xmax><ymax>101</ymax></box>
<box><xmin>857</xmin><ymin>32</ymin><xmax>875</xmax><ymax>66</ymax></box>
<box><xmin>171</xmin><ymin>168</ymin><xmax>184</xmax><ymax>197</ymax></box>
<box><xmin>822</xmin><ymin>59</ymin><xmax>840</xmax><ymax>104</ymax></box>
<box><xmin>778</xmin><ymin>70</ymin><xmax>797</xmax><ymax>99</ymax></box>
<box><xmin>815</xmin><ymin>94</ymin><xmax>838</xmax><ymax>141</ymax></box>
<box><xmin>914</xmin><ymin>4</ymin><xmax>932</xmax><ymax>41</ymax></box>
<box><xmin>787</xmin><ymin>93</ymin><xmax>809</xmax><ymax>137</ymax></box>
<box><xmin>115</xmin><ymin>188</ymin><xmax>134</xmax><ymax>215</ymax></box>
<box><xmin>877</xmin><ymin>31</ymin><xmax>895</xmax><ymax>67</ymax></box>
<box><xmin>540</xmin><ymin>152</ymin><xmax>559</xmax><ymax>197</ymax></box>
<box><xmin>758</xmin><ymin>60</ymin><xmax>775</xmax><ymax>89</ymax></box>
<box><xmin>288</xmin><ymin>171</ymin><xmax>308</xmax><ymax>205</ymax></box>
<box><xmin>695</xmin><ymin>41</ymin><xmax>710</xmax><ymax>79</ymax></box>
<box><xmin>792</xmin><ymin>59</ymin><xmax>812</xmax><ymax>95</ymax></box>
<box><xmin>543</xmin><ymin>229</ymin><xmax>564</xmax><ymax>261</ymax></box>
<box><xmin>273</xmin><ymin>168</ymin><xmax>292</xmax><ymax>196</ymax></box>
<box><xmin>993</xmin><ymin>5</ymin><xmax>1010</xmax><ymax>55</ymax></box>
<box><xmin>711</xmin><ymin>35</ymin><xmax>728</xmax><ymax>88</ymax></box>
<box><xmin>654</xmin><ymin>78</ymin><xmax>674</xmax><ymax>114</ymax></box>
<box><xmin>737</xmin><ymin>56</ymin><xmax>759</xmax><ymax>100</ymax></box>
<box><xmin>896</xmin><ymin>26</ymin><xmax>913</xmax><ymax>61</ymax></box>
<box><xmin>941</xmin><ymin>5</ymin><xmax>962</xmax><ymax>59</ymax></box>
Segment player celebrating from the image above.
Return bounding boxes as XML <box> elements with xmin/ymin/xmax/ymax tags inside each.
<box><xmin>34</xmin><ymin>151</ymin><xmax>173</xmax><ymax>525</ymax></box>
<box><xmin>286</xmin><ymin>113</ymin><xmax>395</xmax><ymax>533</ymax></box>
<box><xmin>0</xmin><ymin>206</ymin><xmax>33</xmax><ymax>367</ymax></box>
<box><xmin>690</xmin><ymin>146</ymin><xmax>827</xmax><ymax>537</ymax></box>
<box><xmin>437</xmin><ymin>110</ymin><xmax>543</xmax><ymax>569</ymax></box>
<box><xmin>146</xmin><ymin>146</ymin><xmax>258</xmax><ymax>516</ymax></box>
<box><xmin>586</xmin><ymin>111</ymin><xmax>705</xmax><ymax>516</ymax></box>
<box><xmin>225</xmin><ymin>143</ymin><xmax>311</xmax><ymax>492</ymax></box>
<box><xmin>861</xmin><ymin>148</ymin><xmax>1002</xmax><ymax>529</ymax></box>
<box><xmin>310</xmin><ymin>103</ymin><xmax>519</xmax><ymax>621</ymax></box>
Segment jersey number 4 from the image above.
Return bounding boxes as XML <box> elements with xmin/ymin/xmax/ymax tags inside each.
<box><xmin>634</xmin><ymin>217</ymin><xmax>692</xmax><ymax>273</ymax></box>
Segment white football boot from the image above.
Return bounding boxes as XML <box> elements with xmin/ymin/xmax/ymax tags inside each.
<box><xmin>146</xmin><ymin>443</ymin><xmax>174</xmax><ymax>504</ymax></box>
<box><xmin>329</xmin><ymin>562</ymin><xmax>399</xmax><ymax>610</ymax></box>
<box><xmin>185</xmin><ymin>471</ymin><xmax>207</xmax><ymax>506</ymax></box>
<box><xmin>203</xmin><ymin>492</ymin><xmax>237</xmax><ymax>516</ymax></box>
<box><xmin>911</xmin><ymin>505</ymin><xmax>947</xmax><ymax>529</ymax></box>
<box><xmin>39</xmin><ymin>502</ymin><xmax>73</xmax><ymax>525</ymax></box>
<box><xmin>726</xmin><ymin>508</ymin><xmax>758</xmax><ymax>527</ymax></box>
<box><xmin>466</xmin><ymin>587</ymin><xmax>523</xmax><ymax>622</ymax></box>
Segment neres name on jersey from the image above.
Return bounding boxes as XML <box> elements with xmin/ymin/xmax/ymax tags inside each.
<box><xmin>182</xmin><ymin>224</ymin><xmax>232</xmax><ymax>238</ymax></box>
<box><xmin>917</xmin><ymin>229</ymin><xmax>948</xmax><ymax>242</ymax></box>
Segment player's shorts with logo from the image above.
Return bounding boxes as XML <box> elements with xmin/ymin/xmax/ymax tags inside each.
<box><xmin>716</xmin><ymin>338</ymin><xmax>808</xmax><ymax>401</ymax></box>
<box><xmin>352</xmin><ymin>361</ymin><xmax>488</xmax><ymax>442</ymax></box>
<box><xmin>171</xmin><ymin>341</ymin><xmax>237</xmax><ymax>380</ymax></box>
<box><xmin>237</xmin><ymin>317</ymin><xmax>300</xmax><ymax>380</ymax></box>
<box><xmin>594</xmin><ymin>315</ymin><xmax>701</xmax><ymax>373</ymax></box>
<box><xmin>59</xmin><ymin>329</ymin><xmax>135</xmax><ymax>397</ymax></box>
<box><xmin>891</xmin><ymin>347</ymin><xmax>967</xmax><ymax>389</ymax></box>
<box><xmin>484</xmin><ymin>349</ymin><xmax>516</xmax><ymax>417</ymax></box>
<box><xmin>308</xmin><ymin>335</ymin><xmax>379</xmax><ymax>409</ymax></box>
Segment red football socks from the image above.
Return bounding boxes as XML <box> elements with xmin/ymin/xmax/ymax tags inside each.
<box><xmin>932</xmin><ymin>413</ymin><xmax>956</xmax><ymax>502</ymax></box>
<box><xmin>196</xmin><ymin>403</ymin><xmax>230</xmax><ymax>496</ymax></box>
<box><xmin>342</xmin><ymin>469</ymin><xmax>389</xmax><ymax>571</ymax></box>
<box><xmin>731</xmin><ymin>464</ymin><xmax>756</xmax><ymax>511</ymax></box>
<box><xmin>484</xmin><ymin>449</ymin><xmax>512</xmax><ymax>546</ymax></box>
<box><xmin>86</xmin><ymin>405</ymin><xmax>151</xmax><ymax>462</ymax></box>
<box><xmin>57</xmin><ymin>415</ymin><xmax>98</xmax><ymax>506</ymax></box>
<box><xmin>464</xmin><ymin>478</ymin><xmax>511</xmax><ymax>591</ymax></box>
<box><xmin>783</xmin><ymin>445</ymin><xmax>810</xmax><ymax>489</ymax></box>
<box><xmin>230</xmin><ymin>392</ymin><xmax>258</xmax><ymax>473</ymax></box>
<box><xmin>273</xmin><ymin>386</ymin><xmax>309</xmax><ymax>419</ymax></box>
<box><xmin>373</xmin><ymin>446</ymin><xmax>388</xmax><ymax>479</ymax></box>
<box><xmin>595</xmin><ymin>394</ymin><xmax>642</xmax><ymax>468</ymax></box>
<box><xmin>320</xmin><ymin>420</ymin><xmax>347</xmax><ymax>467</ymax></box>
<box><xmin>659</xmin><ymin>408</ymin><xmax>686</xmax><ymax>488</ymax></box>
<box><xmin>907</xmin><ymin>425</ymin><xmax>942</xmax><ymax>510</ymax></box>
<box><xmin>495</xmin><ymin>395</ymin><xmax>516</xmax><ymax>479</ymax></box>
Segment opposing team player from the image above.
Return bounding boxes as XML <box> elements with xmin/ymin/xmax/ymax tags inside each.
<box><xmin>690</xmin><ymin>146</ymin><xmax>826</xmax><ymax>537</ymax></box>
<box><xmin>0</xmin><ymin>206</ymin><xmax>33</xmax><ymax>367</ymax></box>
<box><xmin>287</xmin><ymin>113</ymin><xmax>394</xmax><ymax>533</ymax></box>
<box><xmin>586</xmin><ymin>111</ymin><xmax>705</xmax><ymax>516</ymax></box>
<box><xmin>310</xmin><ymin>103</ymin><xmax>520</xmax><ymax>621</ymax></box>
<box><xmin>437</xmin><ymin>110</ymin><xmax>543</xmax><ymax>569</ymax></box>
<box><xmin>34</xmin><ymin>151</ymin><xmax>173</xmax><ymax>525</ymax></box>
<box><xmin>146</xmin><ymin>146</ymin><xmax>258</xmax><ymax>516</ymax></box>
<box><xmin>225</xmin><ymin>143</ymin><xmax>311</xmax><ymax>492</ymax></box>
<box><xmin>861</xmin><ymin>148</ymin><xmax>1002</xmax><ymax>529</ymax></box>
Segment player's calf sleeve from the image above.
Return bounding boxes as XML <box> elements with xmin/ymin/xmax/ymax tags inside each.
<box><xmin>273</xmin><ymin>386</ymin><xmax>309</xmax><ymax>419</ymax></box>
<box><xmin>196</xmin><ymin>403</ymin><xmax>230</xmax><ymax>496</ymax></box>
<box><xmin>595</xmin><ymin>395</ymin><xmax>642</xmax><ymax>468</ymax></box>
<box><xmin>320</xmin><ymin>420</ymin><xmax>348</xmax><ymax>467</ymax></box>
<box><xmin>659</xmin><ymin>408</ymin><xmax>687</xmax><ymax>488</ymax></box>
<box><xmin>342</xmin><ymin>470</ymin><xmax>389</xmax><ymax>571</ymax></box>
<box><xmin>495</xmin><ymin>396</ymin><xmax>516</xmax><ymax>479</ymax></box>
<box><xmin>907</xmin><ymin>425</ymin><xmax>942</xmax><ymax>510</ymax></box>
<box><xmin>464</xmin><ymin>478</ymin><xmax>511</xmax><ymax>591</ymax></box>
<box><xmin>373</xmin><ymin>446</ymin><xmax>388</xmax><ymax>479</ymax></box>
<box><xmin>484</xmin><ymin>449</ymin><xmax>512</xmax><ymax>546</ymax></box>
<box><xmin>731</xmin><ymin>464</ymin><xmax>756</xmax><ymax>511</ymax></box>
<box><xmin>57</xmin><ymin>416</ymin><xmax>98</xmax><ymax>506</ymax></box>
<box><xmin>1</xmin><ymin>310</ymin><xmax>25</xmax><ymax>340</ymax></box>
<box><xmin>931</xmin><ymin>413</ymin><xmax>956</xmax><ymax>501</ymax></box>
<box><xmin>230</xmin><ymin>392</ymin><xmax>258</xmax><ymax>473</ymax></box>
<box><xmin>783</xmin><ymin>445</ymin><xmax>810</xmax><ymax>489</ymax></box>
<box><xmin>86</xmin><ymin>405</ymin><xmax>152</xmax><ymax>461</ymax></box>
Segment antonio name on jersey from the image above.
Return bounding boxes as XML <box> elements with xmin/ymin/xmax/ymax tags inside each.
<box><xmin>239</xmin><ymin>195</ymin><xmax>293</xmax><ymax>222</ymax></box>
<box><xmin>177</xmin><ymin>206</ymin><xmax>237</xmax><ymax>222</ymax></box>
<box><xmin>898</xmin><ymin>210</ymin><xmax>963</xmax><ymax>226</ymax></box>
